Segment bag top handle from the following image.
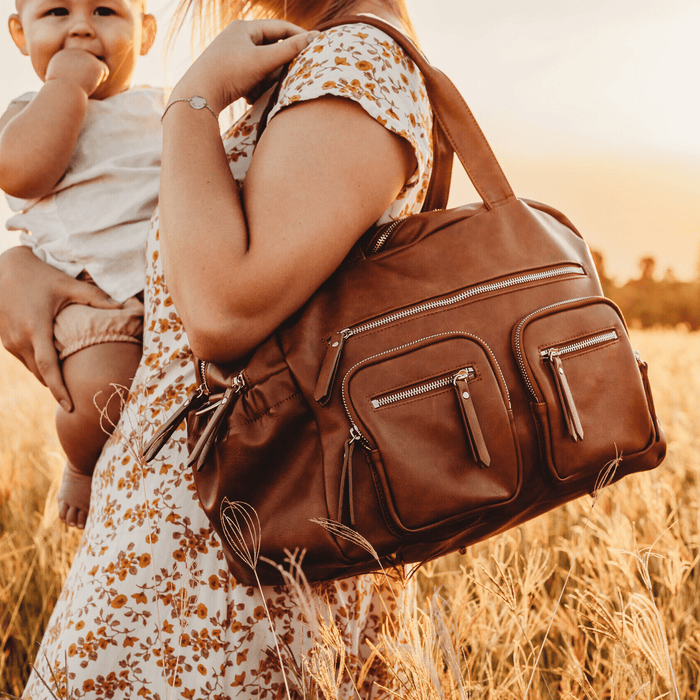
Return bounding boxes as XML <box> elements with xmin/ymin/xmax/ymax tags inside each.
<box><xmin>316</xmin><ymin>15</ymin><xmax>516</xmax><ymax>211</ymax></box>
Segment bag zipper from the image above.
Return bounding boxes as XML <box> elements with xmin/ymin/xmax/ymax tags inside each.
<box><xmin>371</xmin><ymin>366</ymin><xmax>490</xmax><ymax>467</ymax></box>
<box><xmin>371</xmin><ymin>366</ymin><xmax>476</xmax><ymax>408</ymax></box>
<box><xmin>539</xmin><ymin>329</ymin><xmax>618</xmax><ymax>360</ymax></box>
<box><xmin>369</xmin><ymin>209</ymin><xmax>445</xmax><ymax>255</ymax></box>
<box><xmin>198</xmin><ymin>359</ymin><xmax>210</xmax><ymax>393</ymax></box>
<box><xmin>369</xmin><ymin>216</ymin><xmax>408</xmax><ymax>254</ymax></box>
<box><xmin>315</xmin><ymin>263</ymin><xmax>585</xmax><ymax>404</ymax></box>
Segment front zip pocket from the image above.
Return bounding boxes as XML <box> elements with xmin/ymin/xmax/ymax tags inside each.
<box><xmin>314</xmin><ymin>263</ymin><xmax>585</xmax><ymax>405</ymax></box>
<box><xmin>341</xmin><ymin>332</ymin><xmax>519</xmax><ymax>534</ymax></box>
<box><xmin>514</xmin><ymin>297</ymin><xmax>656</xmax><ymax>485</ymax></box>
<box><xmin>369</xmin><ymin>366</ymin><xmax>491</xmax><ymax>469</ymax></box>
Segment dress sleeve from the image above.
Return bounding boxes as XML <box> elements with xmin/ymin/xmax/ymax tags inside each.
<box><xmin>266</xmin><ymin>23</ymin><xmax>434</xmax><ymax>222</ymax></box>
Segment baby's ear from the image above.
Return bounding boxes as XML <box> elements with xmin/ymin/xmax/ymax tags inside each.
<box><xmin>139</xmin><ymin>13</ymin><xmax>157</xmax><ymax>56</ymax></box>
<box><xmin>8</xmin><ymin>14</ymin><xmax>28</xmax><ymax>55</ymax></box>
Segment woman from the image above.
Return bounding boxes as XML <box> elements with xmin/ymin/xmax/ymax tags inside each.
<box><xmin>5</xmin><ymin>0</ymin><xmax>434</xmax><ymax>696</ymax></box>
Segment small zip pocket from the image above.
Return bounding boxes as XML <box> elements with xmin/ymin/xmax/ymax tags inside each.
<box><xmin>341</xmin><ymin>332</ymin><xmax>519</xmax><ymax>534</ymax></box>
<box><xmin>513</xmin><ymin>297</ymin><xmax>657</xmax><ymax>485</ymax></box>
<box><xmin>314</xmin><ymin>263</ymin><xmax>586</xmax><ymax>405</ymax></box>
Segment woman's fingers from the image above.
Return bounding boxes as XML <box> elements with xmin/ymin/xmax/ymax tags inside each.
<box><xmin>173</xmin><ymin>20</ymin><xmax>319</xmax><ymax>112</ymax></box>
<box><xmin>0</xmin><ymin>315</ymin><xmax>72</xmax><ymax>409</ymax></box>
<box><xmin>33</xmin><ymin>332</ymin><xmax>73</xmax><ymax>411</ymax></box>
<box><xmin>0</xmin><ymin>247</ymin><xmax>123</xmax><ymax>410</ymax></box>
<box><xmin>63</xmin><ymin>277</ymin><xmax>121</xmax><ymax>311</ymax></box>
<box><xmin>258</xmin><ymin>30</ymin><xmax>320</xmax><ymax>69</ymax></box>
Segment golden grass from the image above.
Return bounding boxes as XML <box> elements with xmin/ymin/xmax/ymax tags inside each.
<box><xmin>1</xmin><ymin>329</ymin><xmax>699</xmax><ymax>698</ymax></box>
<box><xmin>0</xmin><ymin>351</ymin><xmax>81</xmax><ymax>698</ymax></box>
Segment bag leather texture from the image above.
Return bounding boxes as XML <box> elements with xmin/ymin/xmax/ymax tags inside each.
<box><xmin>144</xmin><ymin>16</ymin><xmax>666</xmax><ymax>586</ymax></box>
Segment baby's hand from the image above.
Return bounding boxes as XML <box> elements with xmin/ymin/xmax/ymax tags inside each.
<box><xmin>45</xmin><ymin>48</ymin><xmax>109</xmax><ymax>97</ymax></box>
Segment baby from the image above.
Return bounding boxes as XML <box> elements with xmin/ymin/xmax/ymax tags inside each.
<box><xmin>0</xmin><ymin>0</ymin><xmax>162</xmax><ymax>529</ymax></box>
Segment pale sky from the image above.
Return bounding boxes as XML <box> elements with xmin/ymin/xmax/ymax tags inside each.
<box><xmin>1</xmin><ymin>0</ymin><xmax>698</xmax><ymax>281</ymax></box>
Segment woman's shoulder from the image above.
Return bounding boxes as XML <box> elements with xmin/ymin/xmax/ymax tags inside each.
<box><xmin>267</xmin><ymin>19</ymin><xmax>434</xmax><ymax>223</ymax></box>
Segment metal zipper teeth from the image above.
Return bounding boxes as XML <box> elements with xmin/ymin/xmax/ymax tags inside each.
<box><xmin>197</xmin><ymin>361</ymin><xmax>247</xmax><ymax>399</ymax></box>
<box><xmin>540</xmin><ymin>329</ymin><xmax>618</xmax><ymax>359</ymax></box>
<box><xmin>199</xmin><ymin>360</ymin><xmax>210</xmax><ymax>394</ymax></box>
<box><xmin>512</xmin><ymin>296</ymin><xmax>601</xmax><ymax>401</ymax></box>
<box><xmin>371</xmin><ymin>209</ymin><xmax>445</xmax><ymax>255</ymax></box>
<box><xmin>343</xmin><ymin>265</ymin><xmax>584</xmax><ymax>340</ymax></box>
<box><xmin>371</xmin><ymin>368</ymin><xmax>475</xmax><ymax>409</ymax></box>
<box><xmin>371</xmin><ymin>217</ymin><xmax>408</xmax><ymax>254</ymax></box>
<box><xmin>342</xmin><ymin>332</ymin><xmax>509</xmax><ymax>448</ymax></box>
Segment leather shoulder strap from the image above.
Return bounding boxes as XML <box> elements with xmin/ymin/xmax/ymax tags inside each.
<box><xmin>316</xmin><ymin>15</ymin><xmax>515</xmax><ymax>210</ymax></box>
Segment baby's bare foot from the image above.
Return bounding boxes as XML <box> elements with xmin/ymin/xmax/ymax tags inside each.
<box><xmin>57</xmin><ymin>462</ymin><xmax>92</xmax><ymax>529</ymax></box>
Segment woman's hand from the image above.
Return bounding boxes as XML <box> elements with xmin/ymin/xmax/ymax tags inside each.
<box><xmin>0</xmin><ymin>246</ymin><xmax>121</xmax><ymax>411</ymax></box>
<box><xmin>170</xmin><ymin>20</ymin><xmax>318</xmax><ymax>114</ymax></box>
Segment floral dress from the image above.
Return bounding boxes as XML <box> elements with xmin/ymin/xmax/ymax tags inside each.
<box><xmin>24</xmin><ymin>23</ymin><xmax>433</xmax><ymax>700</ymax></box>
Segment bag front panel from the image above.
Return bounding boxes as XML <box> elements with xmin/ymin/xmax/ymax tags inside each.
<box><xmin>344</xmin><ymin>334</ymin><xmax>519</xmax><ymax>533</ymax></box>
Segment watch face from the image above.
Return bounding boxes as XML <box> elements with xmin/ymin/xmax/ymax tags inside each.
<box><xmin>190</xmin><ymin>96</ymin><xmax>207</xmax><ymax>110</ymax></box>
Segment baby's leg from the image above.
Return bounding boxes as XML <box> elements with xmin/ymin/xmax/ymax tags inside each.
<box><xmin>56</xmin><ymin>341</ymin><xmax>141</xmax><ymax>529</ymax></box>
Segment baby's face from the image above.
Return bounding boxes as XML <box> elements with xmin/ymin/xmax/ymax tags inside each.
<box><xmin>9</xmin><ymin>0</ymin><xmax>156</xmax><ymax>99</ymax></box>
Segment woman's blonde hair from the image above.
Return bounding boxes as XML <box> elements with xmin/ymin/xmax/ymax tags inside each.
<box><xmin>168</xmin><ymin>0</ymin><xmax>417</xmax><ymax>52</ymax></box>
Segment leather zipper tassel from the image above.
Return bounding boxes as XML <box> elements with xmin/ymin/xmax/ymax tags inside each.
<box><xmin>188</xmin><ymin>372</ymin><xmax>247</xmax><ymax>471</ymax></box>
<box><xmin>337</xmin><ymin>428</ymin><xmax>360</xmax><ymax>527</ymax></box>
<box><xmin>547</xmin><ymin>352</ymin><xmax>584</xmax><ymax>441</ymax></box>
<box><xmin>314</xmin><ymin>330</ymin><xmax>349</xmax><ymax>405</ymax></box>
<box><xmin>143</xmin><ymin>386</ymin><xmax>209</xmax><ymax>463</ymax></box>
<box><xmin>453</xmin><ymin>370</ymin><xmax>490</xmax><ymax>468</ymax></box>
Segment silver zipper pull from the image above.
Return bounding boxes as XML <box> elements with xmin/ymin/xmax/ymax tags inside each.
<box><xmin>453</xmin><ymin>368</ymin><xmax>491</xmax><ymax>468</ymax></box>
<box><xmin>314</xmin><ymin>329</ymin><xmax>351</xmax><ymax>405</ymax></box>
<box><xmin>337</xmin><ymin>426</ymin><xmax>361</xmax><ymax>527</ymax></box>
<box><xmin>545</xmin><ymin>350</ymin><xmax>584</xmax><ymax>442</ymax></box>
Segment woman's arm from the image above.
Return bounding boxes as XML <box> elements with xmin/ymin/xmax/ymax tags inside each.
<box><xmin>0</xmin><ymin>49</ymin><xmax>107</xmax><ymax>199</ymax></box>
<box><xmin>160</xmin><ymin>20</ymin><xmax>415</xmax><ymax>363</ymax></box>
<box><xmin>0</xmin><ymin>246</ymin><xmax>121</xmax><ymax>410</ymax></box>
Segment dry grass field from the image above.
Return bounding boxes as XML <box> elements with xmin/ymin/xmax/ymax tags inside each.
<box><xmin>1</xmin><ymin>329</ymin><xmax>698</xmax><ymax>699</ymax></box>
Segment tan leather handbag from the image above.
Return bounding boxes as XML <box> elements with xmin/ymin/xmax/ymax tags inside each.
<box><xmin>145</xmin><ymin>16</ymin><xmax>666</xmax><ymax>586</ymax></box>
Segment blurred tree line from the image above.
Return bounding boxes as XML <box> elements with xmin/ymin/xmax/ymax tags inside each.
<box><xmin>592</xmin><ymin>250</ymin><xmax>700</xmax><ymax>330</ymax></box>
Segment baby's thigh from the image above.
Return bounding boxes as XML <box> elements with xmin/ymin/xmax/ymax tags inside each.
<box><xmin>55</xmin><ymin>300</ymin><xmax>144</xmax><ymax>419</ymax></box>
<box><xmin>61</xmin><ymin>341</ymin><xmax>142</xmax><ymax>424</ymax></box>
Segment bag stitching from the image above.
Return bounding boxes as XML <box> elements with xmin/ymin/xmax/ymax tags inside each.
<box><xmin>225</xmin><ymin>391</ymin><xmax>302</xmax><ymax>430</ymax></box>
